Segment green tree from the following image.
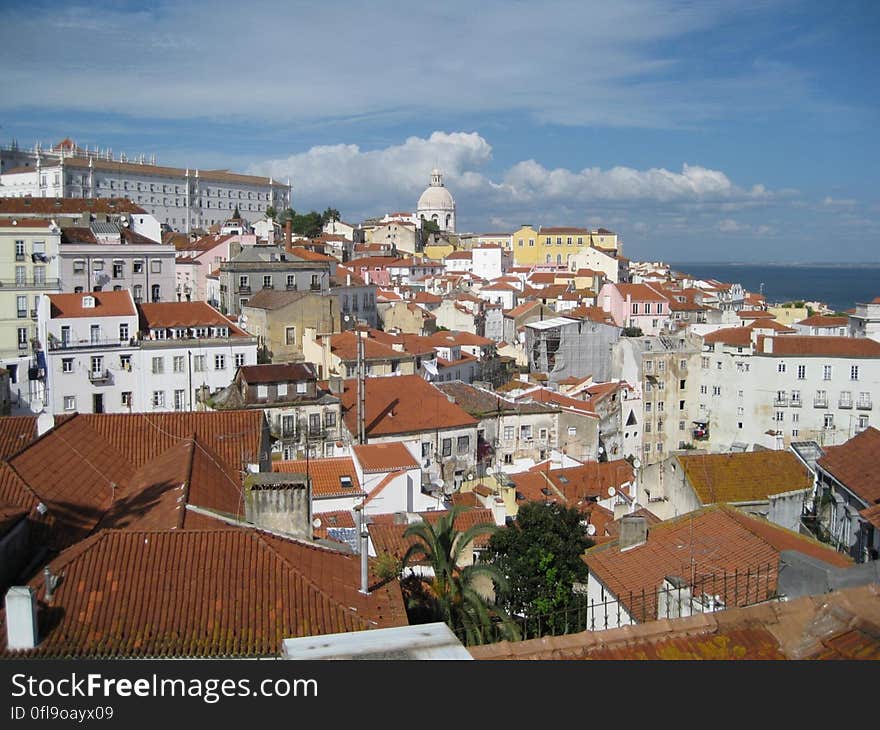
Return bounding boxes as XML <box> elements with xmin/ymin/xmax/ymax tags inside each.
<box><xmin>265</xmin><ymin>205</ymin><xmax>277</xmax><ymax>220</ymax></box>
<box><xmin>421</xmin><ymin>218</ymin><xmax>441</xmax><ymax>236</ymax></box>
<box><xmin>291</xmin><ymin>210</ymin><xmax>323</xmax><ymax>238</ymax></box>
<box><xmin>321</xmin><ymin>207</ymin><xmax>341</xmax><ymax>225</ymax></box>
<box><xmin>485</xmin><ymin>502</ymin><xmax>593</xmax><ymax>636</ymax></box>
<box><xmin>400</xmin><ymin>506</ymin><xmax>520</xmax><ymax>646</ymax></box>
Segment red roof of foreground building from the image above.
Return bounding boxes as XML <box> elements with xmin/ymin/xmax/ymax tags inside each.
<box><xmin>354</xmin><ymin>442</ymin><xmax>419</xmax><ymax>473</ymax></box>
<box><xmin>138</xmin><ymin>301</ymin><xmax>247</xmax><ymax>334</ymax></box>
<box><xmin>338</xmin><ymin>375</ymin><xmax>478</xmax><ymax>437</ymax></box>
<box><xmin>817</xmin><ymin>427</ymin><xmax>880</xmax><ymax>504</ymax></box>
<box><xmin>49</xmin><ymin>291</ymin><xmax>135</xmax><ymax>319</ymax></box>
<box><xmin>0</xmin><ymin>527</ymin><xmax>407</xmax><ymax>657</ymax></box>
<box><xmin>273</xmin><ymin>457</ymin><xmax>363</xmax><ymax>498</ymax></box>
<box><xmin>756</xmin><ymin>335</ymin><xmax>880</xmax><ymax>358</ymax></box>
<box><xmin>0</xmin><ymin>416</ymin><xmax>38</xmax><ymax>460</ymax></box>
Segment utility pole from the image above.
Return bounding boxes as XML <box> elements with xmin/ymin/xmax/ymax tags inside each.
<box><xmin>356</xmin><ymin>327</ymin><xmax>366</xmax><ymax>444</ymax></box>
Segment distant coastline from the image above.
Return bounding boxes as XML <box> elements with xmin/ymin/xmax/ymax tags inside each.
<box><xmin>666</xmin><ymin>262</ymin><xmax>878</xmax><ymax>313</ymax></box>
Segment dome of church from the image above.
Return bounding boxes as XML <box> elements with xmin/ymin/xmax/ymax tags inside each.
<box><xmin>417</xmin><ymin>184</ymin><xmax>455</xmax><ymax>211</ymax></box>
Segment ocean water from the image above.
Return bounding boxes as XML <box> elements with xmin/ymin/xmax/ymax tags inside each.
<box><xmin>668</xmin><ymin>263</ymin><xmax>880</xmax><ymax>313</ymax></box>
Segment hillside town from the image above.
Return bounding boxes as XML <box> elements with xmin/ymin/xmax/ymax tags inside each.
<box><xmin>0</xmin><ymin>139</ymin><xmax>878</xmax><ymax>660</ymax></box>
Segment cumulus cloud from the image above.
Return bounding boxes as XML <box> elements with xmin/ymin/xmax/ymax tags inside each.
<box><xmin>251</xmin><ymin>131</ymin><xmax>777</xmax><ymax>222</ymax></box>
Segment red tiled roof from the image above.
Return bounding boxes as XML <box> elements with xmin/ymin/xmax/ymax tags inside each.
<box><xmin>737</xmin><ymin>309</ymin><xmax>774</xmax><ymax>319</ymax></box>
<box><xmin>0</xmin><ymin>197</ymin><xmax>145</xmax><ymax>215</ymax></box>
<box><xmin>505</xmin><ymin>301</ymin><xmax>543</xmax><ymax>318</ymax></box>
<box><xmin>584</xmin><ymin>505</ymin><xmax>852</xmax><ymax>621</ymax></box>
<box><xmin>369</xmin><ymin>507</ymin><xmax>497</xmax><ymax>561</ymax></box>
<box><xmin>0</xmin><ymin>416</ymin><xmax>38</xmax><ymax>460</ymax></box>
<box><xmin>329</xmin><ymin>331</ymin><xmax>405</xmax><ymax>361</ymax></box>
<box><xmin>0</xmin><ymin>218</ymin><xmax>54</xmax><ymax>229</ymax></box>
<box><xmin>78</xmin><ymin>411</ymin><xmax>266</xmax><ymax>472</ymax></box>
<box><xmin>338</xmin><ymin>375</ymin><xmax>478</xmax><ymax>437</ymax></box>
<box><xmin>704</xmin><ymin>327</ymin><xmax>753</xmax><ymax>347</ymax></box>
<box><xmin>273</xmin><ymin>457</ymin><xmax>363</xmax><ymax>498</ymax></box>
<box><xmin>756</xmin><ymin>335</ymin><xmax>880</xmax><ymax>358</ymax></box>
<box><xmin>0</xmin><ymin>527</ymin><xmax>406</xmax><ymax>657</ymax></box>
<box><xmin>604</xmin><ymin>507</ymin><xmax>661</xmax><ymax>538</ymax></box>
<box><xmin>312</xmin><ymin>510</ymin><xmax>356</xmax><ymax>540</ymax></box>
<box><xmin>615</xmin><ymin>283</ymin><xmax>669</xmax><ymax>302</ymax></box>
<box><xmin>748</xmin><ymin>319</ymin><xmax>795</xmax><ymax>333</ymax></box>
<box><xmin>49</xmin><ymin>291</ymin><xmax>135</xmax><ymax>318</ymax></box>
<box><xmin>354</xmin><ymin>442</ymin><xmax>419</xmax><ymax>473</ymax></box>
<box><xmin>239</xmin><ymin>362</ymin><xmax>316</xmax><ymax>384</ymax></box>
<box><xmin>795</xmin><ymin>315</ymin><xmax>848</xmax><ymax>327</ymax></box>
<box><xmin>817</xmin><ymin>427</ymin><xmax>880</xmax><ymax>504</ymax></box>
<box><xmin>138</xmin><ymin>301</ymin><xmax>246</xmax><ymax>335</ymax></box>
<box><xmin>513</xmin><ymin>460</ymin><xmax>630</xmax><ymax>508</ymax></box>
<box><xmin>677</xmin><ymin>451</ymin><xmax>813</xmax><ymax>504</ymax></box>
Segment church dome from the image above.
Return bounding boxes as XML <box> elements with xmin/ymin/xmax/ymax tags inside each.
<box><xmin>417</xmin><ymin>168</ymin><xmax>455</xmax><ymax>211</ymax></box>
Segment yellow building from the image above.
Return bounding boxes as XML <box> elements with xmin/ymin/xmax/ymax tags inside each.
<box><xmin>511</xmin><ymin>225</ymin><xmax>594</xmax><ymax>267</ymax></box>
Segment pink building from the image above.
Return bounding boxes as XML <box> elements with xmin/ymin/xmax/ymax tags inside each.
<box><xmin>175</xmin><ymin>234</ymin><xmax>253</xmax><ymax>302</ymax></box>
<box><xmin>598</xmin><ymin>282</ymin><xmax>670</xmax><ymax>335</ymax></box>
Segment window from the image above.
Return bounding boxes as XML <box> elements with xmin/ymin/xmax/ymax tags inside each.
<box><xmin>567</xmin><ymin>426</ymin><xmax>577</xmax><ymax>437</ymax></box>
<box><xmin>504</xmin><ymin>453</ymin><xmax>513</xmax><ymax>464</ymax></box>
<box><xmin>14</xmin><ymin>239</ymin><xmax>25</xmax><ymax>258</ymax></box>
<box><xmin>90</xmin><ymin>355</ymin><xmax>103</xmax><ymax>375</ymax></box>
<box><xmin>64</xmin><ymin>396</ymin><xmax>76</xmax><ymax>411</ymax></box>
<box><xmin>797</xmin><ymin>364</ymin><xmax>806</xmax><ymax>380</ymax></box>
<box><xmin>174</xmin><ymin>390</ymin><xmax>186</xmax><ymax>411</ymax></box>
<box><xmin>324</xmin><ymin>411</ymin><xmax>336</xmax><ymax>428</ymax></box>
<box><xmin>679</xmin><ymin>400</ymin><xmax>685</xmax><ymax>411</ymax></box>
<box><xmin>286</xmin><ymin>274</ymin><xmax>296</xmax><ymax>289</ymax></box>
<box><xmin>262</xmin><ymin>275</ymin><xmax>272</xmax><ymax>289</ymax></box>
<box><xmin>851</xmin><ymin>365</ymin><xmax>860</xmax><ymax>381</ymax></box>
<box><xmin>173</xmin><ymin>355</ymin><xmax>185</xmax><ymax>373</ymax></box>
<box><xmin>791</xmin><ymin>389</ymin><xmax>801</xmax><ymax>405</ymax></box>
<box><xmin>503</xmin><ymin>426</ymin><xmax>514</xmax><ymax>441</ymax></box>
<box><xmin>151</xmin><ymin>357</ymin><xmax>164</xmax><ymax>374</ymax></box>
<box><xmin>679</xmin><ymin>359</ymin><xmax>687</xmax><ymax>370</ymax></box>
<box><xmin>712</xmin><ymin>386</ymin><xmax>721</xmax><ymax>396</ymax></box>
<box><xmin>645</xmin><ymin>422</ymin><xmax>652</xmax><ymax>433</ymax></box>
<box><xmin>257</xmin><ymin>384</ymin><xmax>268</xmax><ymax>399</ymax></box>
<box><xmin>118</xmin><ymin>323</ymin><xmax>129</xmax><ymax>342</ymax></box>
<box><xmin>92</xmin><ymin>259</ymin><xmax>104</xmax><ymax>272</ymax></box>
<box><xmin>775</xmin><ymin>411</ymin><xmax>784</xmax><ymax>423</ymax></box>
<box><xmin>457</xmin><ymin>436</ymin><xmax>470</xmax><ymax>454</ymax></box>
<box><xmin>150</xmin><ymin>260</ymin><xmax>162</xmax><ymax>273</ymax></box>
<box><xmin>657</xmin><ymin>380</ymin><xmax>665</xmax><ymax>390</ymax></box>
<box><xmin>121</xmin><ymin>392</ymin><xmax>132</xmax><ymax>408</ymax></box>
<box><xmin>644</xmin><ymin>360</ymin><xmax>653</xmax><ymax>373</ymax></box>
<box><xmin>113</xmin><ymin>262</ymin><xmax>124</xmax><ymax>278</ymax></box>
<box><xmin>151</xmin><ymin>284</ymin><xmax>160</xmax><ymax>302</ymax></box>
<box><xmin>859</xmin><ymin>415</ymin><xmax>870</xmax><ymax>430</ymax></box>
<box><xmin>657</xmin><ymin>401</ymin><xmax>665</xmax><ymax>411</ymax></box>
<box><xmin>792</xmin><ymin>413</ymin><xmax>799</xmax><ymax>423</ymax></box>
<box><xmin>193</xmin><ymin>355</ymin><xmax>206</xmax><ymax>372</ymax></box>
<box><xmin>235</xmin><ymin>353</ymin><xmax>245</xmax><ymax>367</ymax></box>
<box><xmin>701</xmin><ymin>357</ymin><xmax>709</xmax><ymax>369</ymax></box>
<box><xmin>632</xmin><ymin>303</ymin><xmax>639</xmax><ymax>315</ymax></box>
<box><xmin>700</xmin><ymin>385</ymin><xmax>707</xmax><ymax>395</ymax></box>
<box><xmin>823</xmin><ymin>365</ymin><xmax>832</xmax><ymax>381</ymax></box>
<box><xmin>657</xmin><ymin>360</ymin><xmax>666</xmax><ymax>372</ymax></box>
<box><xmin>62</xmin><ymin>358</ymin><xmax>73</xmax><ymax>373</ymax></box>
<box><xmin>133</xmin><ymin>284</ymin><xmax>143</xmax><ymax>303</ymax></box>
<box><xmin>679</xmin><ymin>420</ymin><xmax>685</xmax><ymax>431</ymax></box>
<box><xmin>90</xmin><ymin>324</ymin><xmax>101</xmax><ymax>344</ymax></box>
<box><xmin>645</xmin><ymin>402</ymin><xmax>652</xmax><ymax>413</ymax></box>
<box><xmin>16</xmin><ymin>296</ymin><xmax>26</xmax><ymax>318</ymax></box>
<box><xmin>73</xmin><ymin>260</ymin><xmax>85</xmax><ymax>273</ymax></box>
<box><xmin>441</xmin><ymin>438</ymin><xmax>452</xmax><ymax>457</ymax></box>
<box><xmin>823</xmin><ymin>413</ymin><xmax>834</xmax><ymax>429</ymax></box>
<box><xmin>520</xmin><ymin>425</ymin><xmax>532</xmax><ymax>440</ymax></box>
<box><xmin>285</xmin><ymin>326</ymin><xmax>296</xmax><ymax>346</ymax></box>
<box><xmin>152</xmin><ymin>391</ymin><xmax>165</xmax><ymax>408</ymax></box>
<box><xmin>777</xmin><ymin>362</ymin><xmax>786</xmax><ymax>374</ymax></box>
<box><xmin>716</xmin><ymin>361</ymin><xmax>722</xmax><ymax>370</ymax></box>
<box><xmin>214</xmin><ymin>354</ymin><xmax>225</xmax><ymax>370</ymax></box>
<box><xmin>528</xmin><ymin>239</ymin><xmax>534</xmax><ymax>247</ymax></box>
<box><xmin>34</xmin><ymin>267</ymin><xmax>45</xmax><ymax>285</ymax></box>
<box><xmin>679</xmin><ymin>380</ymin><xmax>686</xmax><ymax>389</ymax></box>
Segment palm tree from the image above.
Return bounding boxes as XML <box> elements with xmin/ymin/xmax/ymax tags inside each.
<box><xmin>401</xmin><ymin>506</ymin><xmax>520</xmax><ymax>646</ymax></box>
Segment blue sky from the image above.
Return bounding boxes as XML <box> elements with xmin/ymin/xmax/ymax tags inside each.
<box><xmin>1</xmin><ymin>0</ymin><xmax>878</xmax><ymax>262</ymax></box>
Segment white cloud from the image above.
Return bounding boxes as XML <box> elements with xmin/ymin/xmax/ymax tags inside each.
<box><xmin>252</xmin><ymin>131</ymin><xmax>777</xmax><ymax>220</ymax></box>
<box><xmin>718</xmin><ymin>219</ymin><xmax>742</xmax><ymax>232</ymax></box>
<box><xmin>823</xmin><ymin>196</ymin><xmax>857</xmax><ymax>208</ymax></box>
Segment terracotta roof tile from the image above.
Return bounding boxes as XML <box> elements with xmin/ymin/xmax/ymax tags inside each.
<box><xmin>239</xmin><ymin>362</ymin><xmax>316</xmax><ymax>384</ymax></box>
<box><xmin>0</xmin><ymin>527</ymin><xmax>406</xmax><ymax>657</ymax></box>
<box><xmin>703</xmin><ymin>327</ymin><xmax>753</xmax><ymax>347</ymax></box>
<box><xmin>584</xmin><ymin>505</ymin><xmax>852</xmax><ymax>622</ymax></box>
<box><xmin>757</xmin><ymin>335</ymin><xmax>880</xmax><ymax>358</ymax></box>
<box><xmin>817</xmin><ymin>427</ymin><xmax>880</xmax><ymax>504</ymax></box>
<box><xmin>677</xmin><ymin>451</ymin><xmax>813</xmax><ymax>504</ymax></box>
<box><xmin>273</xmin><ymin>457</ymin><xmax>363</xmax><ymax>498</ymax></box>
<box><xmin>312</xmin><ymin>510</ymin><xmax>356</xmax><ymax>540</ymax></box>
<box><xmin>0</xmin><ymin>416</ymin><xmax>38</xmax><ymax>460</ymax></box>
<box><xmin>0</xmin><ymin>197</ymin><xmax>145</xmax><ymax>215</ymax></box>
<box><xmin>138</xmin><ymin>301</ymin><xmax>247</xmax><ymax>335</ymax></box>
<box><xmin>49</xmin><ymin>291</ymin><xmax>136</xmax><ymax>318</ymax></box>
<box><xmin>338</xmin><ymin>375</ymin><xmax>478</xmax><ymax>437</ymax></box>
<box><xmin>354</xmin><ymin>442</ymin><xmax>419</xmax><ymax>473</ymax></box>
<box><xmin>795</xmin><ymin>315</ymin><xmax>849</xmax><ymax>327</ymax></box>
<box><xmin>369</xmin><ymin>507</ymin><xmax>496</xmax><ymax>561</ymax></box>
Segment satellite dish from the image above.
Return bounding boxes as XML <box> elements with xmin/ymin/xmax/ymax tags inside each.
<box><xmin>632</xmin><ymin>457</ymin><xmax>641</xmax><ymax>470</ymax></box>
<box><xmin>485</xmin><ymin>466</ymin><xmax>494</xmax><ymax>475</ymax></box>
<box><xmin>466</xmin><ymin>472</ymin><xmax>474</xmax><ymax>481</ymax></box>
<box><xmin>607</xmin><ymin>486</ymin><xmax>616</xmax><ymax>497</ymax></box>
<box><xmin>312</xmin><ymin>517</ymin><xmax>322</xmax><ymax>529</ymax></box>
<box><xmin>586</xmin><ymin>524</ymin><xmax>596</xmax><ymax>536</ymax></box>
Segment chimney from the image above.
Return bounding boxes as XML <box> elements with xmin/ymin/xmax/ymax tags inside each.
<box><xmin>355</xmin><ymin>506</ymin><xmax>370</xmax><ymax>595</ymax></box>
<box><xmin>285</xmin><ymin>219</ymin><xmax>292</xmax><ymax>248</ymax></box>
<box><xmin>5</xmin><ymin>586</ymin><xmax>37</xmax><ymax>650</ymax></box>
<box><xmin>618</xmin><ymin>515</ymin><xmax>648</xmax><ymax>551</ymax></box>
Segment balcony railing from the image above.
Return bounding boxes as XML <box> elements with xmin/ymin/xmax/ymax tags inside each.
<box><xmin>286</xmin><ymin>283</ymin><xmax>298</xmax><ymax>290</ymax></box>
<box><xmin>773</xmin><ymin>396</ymin><xmax>788</xmax><ymax>407</ymax></box>
<box><xmin>790</xmin><ymin>398</ymin><xmax>802</xmax><ymax>408</ymax></box>
<box><xmin>839</xmin><ymin>397</ymin><xmax>853</xmax><ymax>409</ymax></box>
<box><xmin>813</xmin><ymin>396</ymin><xmax>828</xmax><ymax>408</ymax></box>
<box><xmin>237</xmin><ymin>285</ymin><xmax>251</xmax><ymax>294</ymax></box>
<box><xmin>49</xmin><ymin>337</ymin><xmax>132</xmax><ymax>352</ymax></box>
<box><xmin>88</xmin><ymin>369</ymin><xmax>112</xmax><ymax>383</ymax></box>
<box><xmin>857</xmin><ymin>398</ymin><xmax>873</xmax><ymax>410</ymax></box>
<box><xmin>0</xmin><ymin>278</ymin><xmax>61</xmax><ymax>290</ymax></box>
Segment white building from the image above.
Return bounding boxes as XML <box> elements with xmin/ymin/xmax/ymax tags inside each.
<box><xmin>416</xmin><ymin>169</ymin><xmax>456</xmax><ymax>233</ymax></box>
<box><xmin>0</xmin><ymin>139</ymin><xmax>290</xmax><ymax>234</ymax></box>
<box><xmin>38</xmin><ymin>291</ymin><xmax>257</xmax><ymax>415</ymax></box>
<box><xmin>696</xmin><ymin>331</ymin><xmax>880</xmax><ymax>451</ymax></box>
<box><xmin>472</xmin><ymin>245</ymin><xmax>503</xmax><ymax>281</ymax></box>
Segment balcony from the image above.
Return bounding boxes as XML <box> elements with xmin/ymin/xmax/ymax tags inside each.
<box><xmin>49</xmin><ymin>336</ymin><xmax>129</xmax><ymax>352</ymax></box>
<box><xmin>15</xmin><ymin>253</ymin><xmax>25</xmax><ymax>262</ymax></box>
<box><xmin>237</xmin><ymin>285</ymin><xmax>251</xmax><ymax>294</ymax></box>
<box><xmin>88</xmin><ymin>369</ymin><xmax>112</xmax><ymax>384</ymax></box>
<box><xmin>857</xmin><ymin>398</ymin><xmax>873</xmax><ymax>410</ymax></box>
<box><xmin>773</xmin><ymin>396</ymin><xmax>788</xmax><ymax>407</ymax></box>
<box><xmin>838</xmin><ymin>397</ymin><xmax>853</xmax><ymax>409</ymax></box>
<box><xmin>813</xmin><ymin>396</ymin><xmax>828</xmax><ymax>409</ymax></box>
<box><xmin>286</xmin><ymin>283</ymin><xmax>298</xmax><ymax>291</ymax></box>
<box><xmin>790</xmin><ymin>398</ymin><xmax>802</xmax><ymax>408</ymax></box>
<box><xmin>30</xmin><ymin>309</ymin><xmax>37</xmax><ymax>320</ymax></box>
<box><xmin>309</xmin><ymin>283</ymin><xmax>322</xmax><ymax>292</ymax></box>
<box><xmin>0</xmin><ymin>278</ymin><xmax>61</xmax><ymax>290</ymax></box>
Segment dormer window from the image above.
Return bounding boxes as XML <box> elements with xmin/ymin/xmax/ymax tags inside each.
<box><xmin>82</xmin><ymin>295</ymin><xmax>95</xmax><ymax>309</ymax></box>
<box><xmin>340</xmin><ymin>475</ymin><xmax>354</xmax><ymax>489</ymax></box>
<box><xmin>153</xmin><ymin>329</ymin><xmax>167</xmax><ymax>340</ymax></box>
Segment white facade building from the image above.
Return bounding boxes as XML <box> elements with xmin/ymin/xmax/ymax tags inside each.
<box><xmin>0</xmin><ymin>140</ymin><xmax>290</xmax><ymax>233</ymax></box>
<box><xmin>38</xmin><ymin>291</ymin><xmax>257</xmax><ymax>415</ymax></box>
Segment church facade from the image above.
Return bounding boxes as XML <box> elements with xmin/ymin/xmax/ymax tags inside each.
<box><xmin>416</xmin><ymin>169</ymin><xmax>456</xmax><ymax>233</ymax></box>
